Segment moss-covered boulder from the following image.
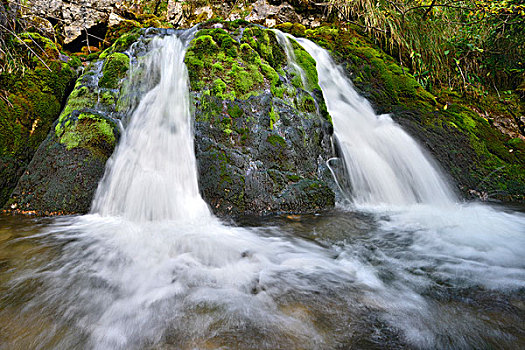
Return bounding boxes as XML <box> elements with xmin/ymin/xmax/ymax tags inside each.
<box><xmin>187</xmin><ymin>22</ymin><xmax>336</xmax><ymax>217</ymax></box>
<box><xmin>278</xmin><ymin>24</ymin><xmax>525</xmax><ymax>202</ymax></box>
<box><xmin>0</xmin><ymin>32</ymin><xmax>78</xmax><ymax>208</ymax></box>
<box><xmin>98</xmin><ymin>53</ymin><xmax>130</xmax><ymax>89</ymax></box>
<box><xmin>3</xmin><ymin>32</ymin><xmax>136</xmax><ymax>214</ymax></box>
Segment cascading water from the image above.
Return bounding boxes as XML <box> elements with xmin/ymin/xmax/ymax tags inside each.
<box><xmin>0</xmin><ymin>29</ymin><xmax>523</xmax><ymax>350</ymax></box>
<box><xmin>92</xmin><ymin>34</ymin><xmax>210</xmax><ymax>222</ymax></box>
<box><xmin>274</xmin><ymin>30</ymin><xmax>309</xmax><ymax>89</ymax></box>
<box><xmin>284</xmin><ymin>34</ymin><xmax>456</xmax><ymax>207</ymax></box>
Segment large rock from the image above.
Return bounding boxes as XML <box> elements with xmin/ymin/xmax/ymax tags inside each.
<box><xmin>4</xmin><ymin>32</ymin><xmax>137</xmax><ymax>214</ymax></box>
<box><xmin>29</xmin><ymin>0</ymin><xmax>119</xmax><ymax>44</ymax></box>
<box><xmin>186</xmin><ymin>22</ymin><xmax>336</xmax><ymax>216</ymax></box>
<box><xmin>5</xmin><ymin>23</ymin><xmax>338</xmax><ymax>216</ymax></box>
<box><xmin>0</xmin><ymin>32</ymin><xmax>78</xmax><ymax>208</ymax></box>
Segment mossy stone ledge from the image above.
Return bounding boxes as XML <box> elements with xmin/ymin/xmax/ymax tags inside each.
<box><xmin>187</xmin><ymin>22</ymin><xmax>337</xmax><ymax>217</ymax></box>
<box><xmin>4</xmin><ymin>44</ymin><xmax>129</xmax><ymax>215</ymax></box>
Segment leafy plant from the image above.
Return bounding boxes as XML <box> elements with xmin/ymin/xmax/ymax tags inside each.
<box><xmin>326</xmin><ymin>0</ymin><xmax>525</xmax><ymax>94</ymax></box>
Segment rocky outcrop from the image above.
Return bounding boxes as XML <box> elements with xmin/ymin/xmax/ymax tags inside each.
<box><xmin>26</xmin><ymin>1</ymin><xmax>328</xmax><ymax>47</ymax></box>
<box><xmin>0</xmin><ymin>32</ymin><xmax>78</xmax><ymax>209</ymax></box>
<box><xmin>187</xmin><ymin>22</ymin><xmax>335</xmax><ymax>216</ymax></box>
<box><xmin>5</xmin><ymin>23</ymin><xmax>337</xmax><ymax>216</ymax></box>
<box><xmin>4</xmin><ymin>33</ymin><xmax>134</xmax><ymax>214</ymax></box>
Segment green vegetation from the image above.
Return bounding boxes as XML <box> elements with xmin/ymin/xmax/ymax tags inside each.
<box><xmin>0</xmin><ymin>8</ymin><xmax>78</xmax><ymax>206</ymax></box>
<box><xmin>98</xmin><ymin>53</ymin><xmax>130</xmax><ymax>89</ymax></box>
<box><xmin>184</xmin><ymin>27</ymin><xmax>286</xmax><ymax>100</ymax></box>
<box><xmin>326</xmin><ymin>0</ymin><xmax>524</xmax><ymax>95</ymax></box>
<box><xmin>269</xmin><ymin>106</ymin><xmax>279</xmax><ymax>129</ymax></box>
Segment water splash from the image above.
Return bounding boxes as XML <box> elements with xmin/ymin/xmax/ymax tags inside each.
<box><xmin>92</xmin><ymin>35</ymin><xmax>210</xmax><ymax>222</ymax></box>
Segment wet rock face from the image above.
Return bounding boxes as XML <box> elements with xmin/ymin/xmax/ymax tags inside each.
<box><xmin>187</xmin><ymin>23</ymin><xmax>336</xmax><ymax>217</ymax></box>
<box><xmin>0</xmin><ymin>32</ymin><xmax>78</xmax><ymax>208</ymax></box>
<box><xmin>4</xmin><ymin>32</ymin><xmax>135</xmax><ymax>214</ymax></box>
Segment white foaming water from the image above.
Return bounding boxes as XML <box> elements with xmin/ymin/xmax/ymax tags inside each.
<box><xmin>295</xmin><ymin>37</ymin><xmax>456</xmax><ymax>207</ymax></box>
<box><xmin>92</xmin><ymin>35</ymin><xmax>210</xmax><ymax>222</ymax></box>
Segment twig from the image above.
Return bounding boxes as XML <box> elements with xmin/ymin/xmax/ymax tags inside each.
<box><xmin>85</xmin><ymin>28</ymin><xmax>91</xmax><ymax>52</ymax></box>
<box><xmin>0</xmin><ymin>90</ymin><xmax>14</xmax><ymax>107</ymax></box>
<box><xmin>422</xmin><ymin>0</ymin><xmax>437</xmax><ymax>20</ymax></box>
<box><xmin>454</xmin><ymin>58</ymin><xmax>466</xmax><ymax>88</ymax></box>
<box><xmin>26</xmin><ymin>32</ymin><xmax>50</xmax><ymax>57</ymax></box>
<box><xmin>476</xmin><ymin>165</ymin><xmax>506</xmax><ymax>190</ymax></box>
<box><xmin>0</xmin><ymin>23</ymin><xmax>52</xmax><ymax>71</ymax></box>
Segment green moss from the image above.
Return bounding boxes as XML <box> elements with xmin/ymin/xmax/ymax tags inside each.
<box><xmin>58</xmin><ymin>113</ymin><xmax>117</xmax><ymax>155</ymax></box>
<box><xmin>239</xmin><ymin>43</ymin><xmax>261</xmax><ymax>64</ymax></box>
<box><xmin>0</xmin><ymin>49</ymin><xmax>77</xmax><ymax>158</ymax></box>
<box><xmin>269</xmin><ymin>106</ymin><xmax>279</xmax><ymax>130</ymax></box>
<box><xmin>219</xmin><ymin>116</ymin><xmax>233</xmax><ymax>135</ymax></box>
<box><xmin>98</xmin><ymin>53</ymin><xmax>130</xmax><ymax>89</ymax></box>
<box><xmin>0</xmin><ymin>35</ymin><xmax>78</xmax><ymax>205</ymax></box>
<box><xmin>211</xmin><ymin>78</ymin><xmax>227</xmax><ymax>95</ymax></box>
<box><xmin>55</xmin><ymin>80</ymin><xmax>96</xmax><ymax>132</ymax></box>
<box><xmin>192</xmin><ymin>35</ymin><xmax>219</xmax><ymax>59</ymax></box>
<box><xmin>227</xmin><ymin>104</ymin><xmax>244</xmax><ymax>119</ymax></box>
<box><xmin>100</xmin><ymin>28</ymin><xmax>141</xmax><ymax>59</ymax></box>
<box><xmin>286</xmin><ymin>174</ymin><xmax>301</xmax><ymax>182</ymax></box>
<box><xmin>16</xmin><ymin>32</ymin><xmax>60</xmax><ymax>61</ymax></box>
<box><xmin>185</xmin><ymin>25</ymin><xmax>287</xmax><ymax>101</ymax></box>
<box><xmin>507</xmin><ymin>138</ymin><xmax>523</xmax><ymax>148</ymax></box>
<box><xmin>272</xmin><ymin>86</ymin><xmax>287</xmax><ymax>99</ymax></box>
<box><xmin>68</xmin><ymin>56</ymin><xmax>82</xmax><ymax>69</ymax></box>
<box><xmin>100</xmin><ymin>91</ymin><xmax>116</xmax><ymax>105</ymax></box>
<box><xmin>267</xmin><ymin>134</ymin><xmax>286</xmax><ymax>148</ymax></box>
<box><xmin>290</xmin><ymin>41</ymin><xmax>320</xmax><ymax>91</ymax></box>
<box><xmin>227</xmin><ymin>63</ymin><xmax>263</xmax><ymax>99</ymax></box>
<box><xmin>300</xmin><ymin>95</ymin><xmax>316</xmax><ymax>113</ymax></box>
<box><xmin>196</xmin><ymin>93</ymin><xmax>222</xmax><ymax>122</ymax></box>
<box><xmin>212</xmin><ymin>62</ymin><xmax>224</xmax><ymax>72</ymax></box>
<box><xmin>275</xmin><ymin>23</ymin><xmax>306</xmax><ymax>37</ymax></box>
<box><xmin>241</xmin><ymin>27</ymin><xmax>286</xmax><ymax>69</ymax></box>
<box><xmin>261</xmin><ymin>63</ymin><xmax>280</xmax><ymax>88</ymax></box>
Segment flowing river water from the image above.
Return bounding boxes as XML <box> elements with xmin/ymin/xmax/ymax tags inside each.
<box><xmin>0</xmin><ymin>32</ymin><xmax>524</xmax><ymax>350</ymax></box>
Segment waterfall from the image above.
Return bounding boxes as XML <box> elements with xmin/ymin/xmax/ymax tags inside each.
<box><xmin>91</xmin><ymin>34</ymin><xmax>210</xmax><ymax>222</ymax></box>
<box><xmin>1</xmin><ymin>30</ymin><xmax>524</xmax><ymax>350</ymax></box>
<box><xmin>283</xmin><ymin>35</ymin><xmax>456</xmax><ymax>207</ymax></box>
<box><xmin>273</xmin><ymin>30</ymin><xmax>309</xmax><ymax>89</ymax></box>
